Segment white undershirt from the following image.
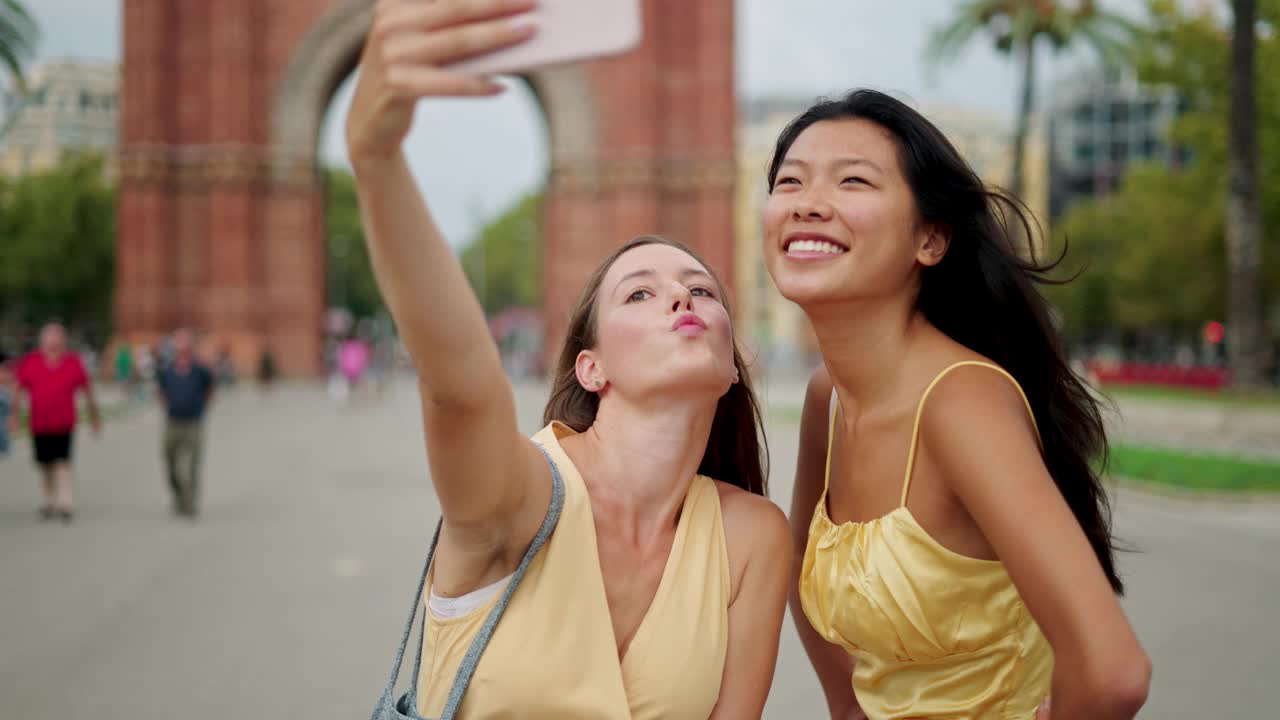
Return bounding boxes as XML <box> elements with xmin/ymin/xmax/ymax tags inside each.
<box><xmin>428</xmin><ymin>572</ymin><xmax>514</xmax><ymax>620</ymax></box>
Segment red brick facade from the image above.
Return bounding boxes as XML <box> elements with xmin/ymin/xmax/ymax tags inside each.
<box><xmin>117</xmin><ymin>0</ymin><xmax>736</xmax><ymax>375</ymax></box>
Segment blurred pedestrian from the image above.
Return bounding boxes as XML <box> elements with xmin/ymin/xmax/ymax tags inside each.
<box><xmin>256</xmin><ymin>345</ymin><xmax>278</xmax><ymax>393</ymax></box>
<box><xmin>0</xmin><ymin>352</ymin><xmax>15</xmax><ymax>459</ymax></box>
<box><xmin>14</xmin><ymin>323</ymin><xmax>101</xmax><ymax>523</ymax></box>
<box><xmin>337</xmin><ymin>335</ymin><xmax>371</xmax><ymax>403</ymax></box>
<box><xmin>155</xmin><ymin>328</ymin><xmax>214</xmax><ymax>518</ymax></box>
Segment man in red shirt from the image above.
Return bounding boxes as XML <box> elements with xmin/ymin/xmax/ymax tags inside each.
<box><xmin>15</xmin><ymin>323</ymin><xmax>101</xmax><ymax>523</ymax></box>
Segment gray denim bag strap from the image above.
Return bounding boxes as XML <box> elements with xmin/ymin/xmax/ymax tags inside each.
<box><xmin>369</xmin><ymin>444</ymin><xmax>566</xmax><ymax>720</ymax></box>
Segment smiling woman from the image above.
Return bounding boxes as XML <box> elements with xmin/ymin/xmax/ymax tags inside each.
<box><xmin>767</xmin><ymin>89</ymin><xmax>1151</xmax><ymax>720</ymax></box>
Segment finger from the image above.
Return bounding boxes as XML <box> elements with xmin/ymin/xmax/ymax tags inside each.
<box><xmin>376</xmin><ymin>0</ymin><xmax>537</xmax><ymax>36</ymax></box>
<box><xmin>382</xmin><ymin>15</ymin><xmax>536</xmax><ymax>67</ymax></box>
<box><xmin>384</xmin><ymin>67</ymin><xmax>505</xmax><ymax>97</ymax></box>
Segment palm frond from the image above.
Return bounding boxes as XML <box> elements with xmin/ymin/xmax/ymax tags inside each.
<box><xmin>925</xmin><ymin>0</ymin><xmax>1004</xmax><ymax>66</ymax></box>
<box><xmin>0</xmin><ymin>0</ymin><xmax>39</xmax><ymax>88</ymax></box>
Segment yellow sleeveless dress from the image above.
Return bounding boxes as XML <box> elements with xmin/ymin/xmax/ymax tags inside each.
<box><xmin>799</xmin><ymin>362</ymin><xmax>1054</xmax><ymax>720</ymax></box>
<box><xmin>415</xmin><ymin>422</ymin><xmax>731</xmax><ymax>719</ymax></box>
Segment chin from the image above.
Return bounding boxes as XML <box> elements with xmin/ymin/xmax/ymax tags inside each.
<box><xmin>649</xmin><ymin>358</ymin><xmax>735</xmax><ymax>400</ymax></box>
<box><xmin>771</xmin><ymin>273</ymin><xmax>845</xmax><ymax>308</ymax></box>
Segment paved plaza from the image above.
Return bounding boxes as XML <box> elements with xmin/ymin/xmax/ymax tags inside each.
<box><xmin>1</xmin><ymin>376</ymin><xmax>1275</xmax><ymax>718</ymax></box>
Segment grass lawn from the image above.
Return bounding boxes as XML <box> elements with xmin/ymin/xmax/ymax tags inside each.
<box><xmin>1103</xmin><ymin>384</ymin><xmax>1280</xmax><ymax>409</ymax></box>
<box><xmin>1108</xmin><ymin>444</ymin><xmax>1280</xmax><ymax>493</ymax></box>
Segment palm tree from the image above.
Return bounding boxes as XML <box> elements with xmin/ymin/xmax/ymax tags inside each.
<box><xmin>927</xmin><ymin>1</ymin><xmax>1135</xmax><ymax>200</ymax></box>
<box><xmin>0</xmin><ymin>0</ymin><xmax>38</xmax><ymax>90</ymax></box>
<box><xmin>1226</xmin><ymin>0</ymin><xmax>1265</xmax><ymax>387</ymax></box>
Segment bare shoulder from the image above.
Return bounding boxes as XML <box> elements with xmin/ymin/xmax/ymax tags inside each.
<box><xmin>805</xmin><ymin>363</ymin><xmax>833</xmax><ymax>404</ymax></box>
<box><xmin>716</xmin><ymin>481</ymin><xmax>789</xmax><ymax>534</ymax></box>
<box><xmin>714</xmin><ymin>481</ymin><xmax>792</xmax><ymax>577</ymax></box>
<box><xmin>917</xmin><ymin>360</ymin><xmax>1043</xmax><ymax>498</ymax></box>
<box><xmin>920</xmin><ymin>360</ymin><xmax>1035</xmax><ymax>436</ymax></box>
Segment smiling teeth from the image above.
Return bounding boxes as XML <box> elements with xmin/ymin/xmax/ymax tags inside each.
<box><xmin>788</xmin><ymin>239</ymin><xmax>846</xmax><ymax>254</ymax></box>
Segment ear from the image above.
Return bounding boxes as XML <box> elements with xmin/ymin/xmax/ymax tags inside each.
<box><xmin>575</xmin><ymin>349</ymin><xmax>606</xmax><ymax>393</ymax></box>
<box><xmin>916</xmin><ymin>223</ymin><xmax>950</xmax><ymax>267</ymax></box>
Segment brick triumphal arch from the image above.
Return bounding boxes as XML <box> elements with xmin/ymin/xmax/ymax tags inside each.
<box><xmin>116</xmin><ymin>0</ymin><xmax>737</xmax><ymax>375</ymax></box>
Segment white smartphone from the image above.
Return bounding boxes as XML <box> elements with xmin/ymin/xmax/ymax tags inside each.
<box><xmin>446</xmin><ymin>0</ymin><xmax>643</xmax><ymax>76</ymax></box>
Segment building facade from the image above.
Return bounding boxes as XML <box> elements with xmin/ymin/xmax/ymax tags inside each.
<box><xmin>1048</xmin><ymin>67</ymin><xmax>1187</xmax><ymax>220</ymax></box>
<box><xmin>0</xmin><ymin>60</ymin><xmax>119</xmax><ymax>176</ymax></box>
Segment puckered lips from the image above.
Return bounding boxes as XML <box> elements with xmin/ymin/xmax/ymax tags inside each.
<box><xmin>671</xmin><ymin>312</ymin><xmax>708</xmax><ymax>336</ymax></box>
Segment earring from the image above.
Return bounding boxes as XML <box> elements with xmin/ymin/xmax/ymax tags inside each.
<box><xmin>594</xmin><ymin>379</ymin><xmax>604</xmax><ymax>389</ymax></box>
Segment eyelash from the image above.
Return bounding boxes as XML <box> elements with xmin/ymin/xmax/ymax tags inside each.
<box><xmin>772</xmin><ymin>176</ymin><xmax>868</xmax><ymax>188</ymax></box>
<box><xmin>626</xmin><ymin>287</ymin><xmax>716</xmax><ymax>303</ymax></box>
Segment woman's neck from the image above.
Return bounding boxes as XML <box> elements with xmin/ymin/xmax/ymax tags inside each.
<box><xmin>807</xmin><ymin>294</ymin><xmax>927</xmax><ymax>409</ymax></box>
<box><xmin>564</xmin><ymin>392</ymin><xmax>716</xmax><ymax>545</ymax></box>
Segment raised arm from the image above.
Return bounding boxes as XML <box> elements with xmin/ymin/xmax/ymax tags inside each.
<box><xmin>345</xmin><ymin>0</ymin><xmax>550</xmax><ymax>580</ymax></box>
<box><xmin>789</xmin><ymin>365</ymin><xmax>864</xmax><ymax>719</ymax></box>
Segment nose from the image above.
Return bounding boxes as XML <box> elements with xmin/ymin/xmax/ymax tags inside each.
<box><xmin>792</xmin><ymin>190</ymin><xmax>834</xmax><ymax>222</ymax></box>
<box><xmin>669</xmin><ymin>282</ymin><xmax>694</xmax><ymax>313</ymax></box>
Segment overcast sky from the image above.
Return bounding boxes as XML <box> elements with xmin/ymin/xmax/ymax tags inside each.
<box><xmin>30</xmin><ymin>0</ymin><xmax>1150</xmax><ymax>246</ymax></box>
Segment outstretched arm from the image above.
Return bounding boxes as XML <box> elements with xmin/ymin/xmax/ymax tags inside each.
<box><xmin>346</xmin><ymin>0</ymin><xmax>550</xmax><ymax>582</ymax></box>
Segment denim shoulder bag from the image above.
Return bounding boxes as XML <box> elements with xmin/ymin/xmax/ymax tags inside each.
<box><xmin>369</xmin><ymin>445</ymin><xmax>566</xmax><ymax>720</ymax></box>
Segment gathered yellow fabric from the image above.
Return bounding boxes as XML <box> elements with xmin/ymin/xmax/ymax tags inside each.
<box><xmin>415</xmin><ymin>422</ymin><xmax>730</xmax><ymax>719</ymax></box>
<box><xmin>799</xmin><ymin>361</ymin><xmax>1054</xmax><ymax>720</ymax></box>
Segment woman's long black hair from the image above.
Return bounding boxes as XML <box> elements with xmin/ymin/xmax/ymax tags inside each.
<box><xmin>769</xmin><ymin>89</ymin><xmax>1122</xmax><ymax>593</ymax></box>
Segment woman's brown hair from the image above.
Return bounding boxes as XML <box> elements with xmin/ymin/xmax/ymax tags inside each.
<box><xmin>542</xmin><ymin>235</ymin><xmax>769</xmax><ymax>497</ymax></box>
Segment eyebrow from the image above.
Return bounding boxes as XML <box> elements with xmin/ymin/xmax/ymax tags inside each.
<box><xmin>612</xmin><ymin>267</ymin><xmax>713</xmax><ymax>296</ymax></box>
<box><xmin>779</xmin><ymin>156</ymin><xmax>884</xmax><ymax>174</ymax></box>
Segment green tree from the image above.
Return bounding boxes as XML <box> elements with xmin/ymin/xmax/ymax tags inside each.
<box><xmin>460</xmin><ymin>192</ymin><xmax>542</xmax><ymax>315</ymax></box>
<box><xmin>0</xmin><ymin>153</ymin><xmax>115</xmax><ymax>336</ymax></box>
<box><xmin>1049</xmin><ymin>163</ymin><xmax>1224</xmax><ymax>345</ymax></box>
<box><xmin>0</xmin><ymin>0</ymin><xmax>38</xmax><ymax>89</ymax></box>
<box><xmin>1048</xmin><ymin>0</ymin><xmax>1280</xmax><ymax>369</ymax></box>
<box><xmin>324</xmin><ymin>167</ymin><xmax>383</xmax><ymax>319</ymax></box>
<box><xmin>927</xmin><ymin>1</ymin><xmax>1135</xmax><ymax>198</ymax></box>
<box><xmin>1136</xmin><ymin>0</ymin><xmax>1279</xmax><ymax>376</ymax></box>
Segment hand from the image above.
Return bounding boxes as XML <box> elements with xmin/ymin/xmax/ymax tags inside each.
<box><xmin>345</xmin><ymin>0</ymin><xmax>538</xmax><ymax>160</ymax></box>
<box><xmin>1036</xmin><ymin>695</ymin><xmax>1051</xmax><ymax>720</ymax></box>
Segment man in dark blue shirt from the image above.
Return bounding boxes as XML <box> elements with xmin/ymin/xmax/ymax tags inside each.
<box><xmin>155</xmin><ymin>329</ymin><xmax>214</xmax><ymax>518</ymax></box>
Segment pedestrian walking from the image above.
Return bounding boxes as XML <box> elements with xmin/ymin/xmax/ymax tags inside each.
<box><xmin>14</xmin><ymin>323</ymin><xmax>101</xmax><ymax>523</ymax></box>
<box><xmin>155</xmin><ymin>329</ymin><xmax>214</xmax><ymax>518</ymax></box>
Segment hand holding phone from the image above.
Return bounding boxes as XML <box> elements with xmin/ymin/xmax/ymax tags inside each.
<box><xmin>445</xmin><ymin>0</ymin><xmax>642</xmax><ymax>76</ymax></box>
<box><xmin>346</xmin><ymin>0</ymin><xmax>540</xmax><ymax>160</ymax></box>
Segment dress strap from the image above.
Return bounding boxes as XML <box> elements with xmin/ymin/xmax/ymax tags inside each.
<box><xmin>900</xmin><ymin>361</ymin><xmax>1040</xmax><ymax>508</ymax></box>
